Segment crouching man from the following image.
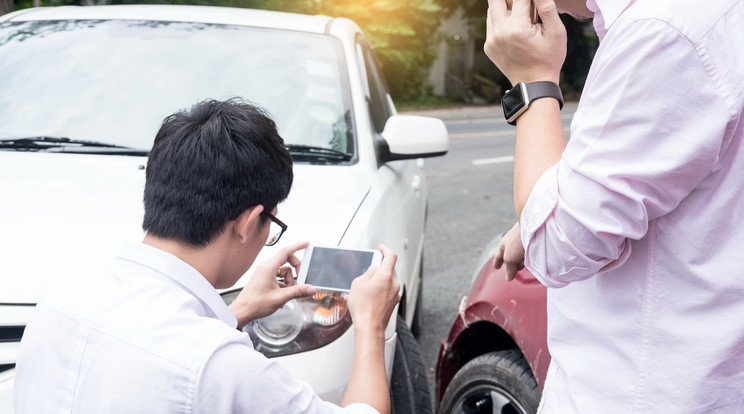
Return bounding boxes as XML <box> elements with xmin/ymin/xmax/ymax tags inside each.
<box><xmin>14</xmin><ymin>99</ymin><xmax>400</xmax><ymax>414</ymax></box>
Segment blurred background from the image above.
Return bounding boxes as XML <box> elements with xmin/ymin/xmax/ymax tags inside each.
<box><xmin>0</xmin><ymin>0</ymin><xmax>598</xmax><ymax>110</ymax></box>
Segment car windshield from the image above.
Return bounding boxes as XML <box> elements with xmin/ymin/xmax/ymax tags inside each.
<box><xmin>0</xmin><ymin>20</ymin><xmax>355</xmax><ymax>159</ymax></box>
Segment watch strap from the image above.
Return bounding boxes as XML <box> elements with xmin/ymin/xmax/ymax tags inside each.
<box><xmin>503</xmin><ymin>81</ymin><xmax>564</xmax><ymax>126</ymax></box>
<box><xmin>525</xmin><ymin>81</ymin><xmax>564</xmax><ymax>110</ymax></box>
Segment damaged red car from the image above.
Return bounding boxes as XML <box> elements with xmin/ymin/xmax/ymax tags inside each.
<box><xmin>435</xmin><ymin>236</ymin><xmax>549</xmax><ymax>414</ymax></box>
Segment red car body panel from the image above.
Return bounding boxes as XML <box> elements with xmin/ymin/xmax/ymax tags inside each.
<box><xmin>435</xmin><ymin>264</ymin><xmax>549</xmax><ymax>406</ymax></box>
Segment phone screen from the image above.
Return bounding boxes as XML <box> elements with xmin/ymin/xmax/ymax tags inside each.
<box><xmin>303</xmin><ymin>247</ymin><xmax>375</xmax><ymax>291</ymax></box>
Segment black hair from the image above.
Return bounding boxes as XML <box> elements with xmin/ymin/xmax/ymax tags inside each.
<box><xmin>142</xmin><ymin>98</ymin><xmax>293</xmax><ymax>247</ymax></box>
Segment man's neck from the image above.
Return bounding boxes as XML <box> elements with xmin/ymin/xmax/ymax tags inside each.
<box><xmin>142</xmin><ymin>233</ymin><xmax>226</xmax><ymax>288</ymax></box>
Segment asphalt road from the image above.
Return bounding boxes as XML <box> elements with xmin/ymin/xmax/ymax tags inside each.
<box><xmin>402</xmin><ymin>103</ymin><xmax>576</xmax><ymax>407</ymax></box>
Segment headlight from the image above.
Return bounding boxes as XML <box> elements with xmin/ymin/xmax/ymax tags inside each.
<box><xmin>222</xmin><ymin>289</ymin><xmax>352</xmax><ymax>358</ymax></box>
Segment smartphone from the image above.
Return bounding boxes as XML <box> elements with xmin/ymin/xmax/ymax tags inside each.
<box><xmin>505</xmin><ymin>0</ymin><xmax>538</xmax><ymax>24</ymax></box>
<box><xmin>297</xmin><ymin>246</ymin><xmax>382</xmax><ymax>292</ymax></box>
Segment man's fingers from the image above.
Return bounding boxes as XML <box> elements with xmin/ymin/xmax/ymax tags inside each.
<box><xmin>511</xmin><ymin>0</ymin><xmax>535</xmax><ymax>23</ymax></box>
<box><xmin>377</xmin><ymin>244</ymin><xmax>398</xmax><ymax>274</ymax></box>
<box><xmin>282</xmin><ymin>284</ymin><xmax>316</xmax><ymax>302</ymax></box>
<box><xmin>359</xmin><ymin>265</ymin><xmax>378</xmax><ymax>280</ymax></box>
<box><xmin>493</xmin><ymin>242</ymin><xmax>506</xmax><ymax>269</ymax></box>
<box><xmin>487</xmin><ymin>0</ymin><xmax>508</xmax><ymax>14</ymax></box>
<box><xmin>266</xmin><ymin>240</ymin><xmax>308</xmax><ymax>269</ymax></box>
<box><xmin>505</xmin><ymin>262</ymin><xmax>518</xmax><ymax>281</ymax></box>
<box><xmin>493</xmin><ymin>254</ymin><xmax>504</xmax><ymax>269</ymax></box>
<box><xmin>277</xmin><ymin>266</ymin><xmax>294</xmax><ymax>285</ymax></box>
<box><xmin>534</xmin><ymin>0</ymin><xmax>561</xmax><ymax>28</ymax></box>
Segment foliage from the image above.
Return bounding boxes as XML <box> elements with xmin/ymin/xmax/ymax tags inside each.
<box><xmin>11</xmin><ymin>0</ymin><xmax>442</xmax><ymax>100</ymax></box>
<box><xmin>395</xmin><ymin>95</ymin><xmax>457</xmax><ymax>112</ymax></box>
<box><xmin>318</xmin><ymin>1</ymin><xmax>442</xmax><ymax>101</ymax></box>
<box><xmin>9</xmin><ymin>0</ymin><xmax>596</xmax><ymax>101</ymax></box>
<box><xmin>248</xmin><ymin>0</ymin><xmax>445</xmax><ymax>101</ymax></box>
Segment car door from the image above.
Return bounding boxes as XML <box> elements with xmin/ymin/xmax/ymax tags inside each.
<box><xmin>357</xmin><ymin>38</ymin><xmax>426</xmax><ymax>325</ymax></box>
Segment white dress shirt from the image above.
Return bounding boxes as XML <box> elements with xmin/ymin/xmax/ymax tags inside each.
<box><xmin>521</xmin><ymin>0</ymin><xmax>744</xmax><ymax>412</ymax></box>
<box><xmin>14</xmin><ymin>242</ymin><xmax>376</xmax><ymax>414</ymax></box>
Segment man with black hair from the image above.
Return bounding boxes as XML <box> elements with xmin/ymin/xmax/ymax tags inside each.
<box><xmin>14</xmin><ymin>99</ymin><xmax>401</xmax><ymax>414</ymax></box>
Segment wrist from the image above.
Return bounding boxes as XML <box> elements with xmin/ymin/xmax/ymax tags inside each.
<box><xmin>353</xmin><ymin>320</ymin><xmax>387</xmax><ymax>340</ymax></box>
<box><xmin>229</xmin><ymin>302</ymin><xmax>255</xmax><ymax>330</ymax></box>
<box><xmin>502</xmin><ymin>81</ymin><xmax>563</xmax><ymax>126</ymax></box>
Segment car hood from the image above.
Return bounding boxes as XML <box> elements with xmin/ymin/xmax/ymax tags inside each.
<box><xmin>0</xmin><ymin>152</ymin><xmax>370</xmax><ymax>303</ymax></box>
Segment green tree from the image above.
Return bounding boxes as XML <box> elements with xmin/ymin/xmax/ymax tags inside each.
<box><xmin>316</xmin><ymin>0</ymin><xmax>442</xmax><ymax>101</ymax></box>
<box><xmin>244</xmin><ymin>0</ymin><xmax>442</xmax><ymax>101</ymax></box>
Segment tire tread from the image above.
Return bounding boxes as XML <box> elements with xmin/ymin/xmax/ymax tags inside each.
<box><xmin>391</xmin><ymin>314</ymin><xmax>432</xmax><ymax>414</ymax></box>
<box><xmin>439</xmin><ymin>350</ymin><xmax>540</xmax><ymax>414</ymax></box>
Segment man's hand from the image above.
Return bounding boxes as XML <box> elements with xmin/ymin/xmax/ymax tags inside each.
<box><xmin>342</xmin><ymin>244</ymin><xmax>400</xmax><ymax>414</ymax></box>
<box><xmin>228</xmin><ymin>241</ymin><xmax>316</xmax><ymax>329</ymax></box>
<box><xmin>484</xmin><ymin>0</ymin><xmax>566</xmax><ymax>85</ymax></box>
<box><xmin>493</xmin><ymin>222</ymin><xmax>526</xmax><ymax>281</ymax></box>
<box><xmin>347</xmin><ymin>245</ymin><xmax>401</xmax><ymax>331</ymax></box>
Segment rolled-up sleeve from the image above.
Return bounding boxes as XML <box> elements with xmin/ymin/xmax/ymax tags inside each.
<box><xmin>520</xmin><ymin>17</ymin><xmax>734</xmax><ymax>288</ymax></box>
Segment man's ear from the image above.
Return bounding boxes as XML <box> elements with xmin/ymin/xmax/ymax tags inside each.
<box><xmin>233</xmin><ymin>205</ymin><xmax>264</xmax><ymax>243</ymax></box>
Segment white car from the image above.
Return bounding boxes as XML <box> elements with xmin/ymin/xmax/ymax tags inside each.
<box><xmin>0</xmin><ymin>5</ymin><xmax>448</xmax><ymax>413</ymax></box>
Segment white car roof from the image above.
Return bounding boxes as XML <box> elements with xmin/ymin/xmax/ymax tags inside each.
<box><xmin>0</xmin><ymin>4</ymin><xmax>333</xmax><ymax>33</ymax></box>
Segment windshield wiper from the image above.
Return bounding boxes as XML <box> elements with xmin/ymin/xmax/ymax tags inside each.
<box><xmin>0</xmin><ymin>137</ymin><xmax>148</xmax><ymax>156</ymax></box>
<box><xmin>285</xmin><ymin>144</ymin><xmax>352</xmax><ymax>163</ymax></box>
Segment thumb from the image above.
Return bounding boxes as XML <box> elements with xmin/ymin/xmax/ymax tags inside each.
<box><xmin>279</xmin><ymin>284</ymin><xmax>317</xmax><ymax>303</ymax></box>
<box><xmin>493</xmin><ymin>254</ymin><xmax>504</xmax><ymax>269</ymax></box>
<box><xmin>359</xmin><ymin>265</ymin><xmax>378</xmax><ymax>280</ymax></box>
<box><xmin>493</xmin><ymin>243</ymin><xmax>506</xmax><ymax>269</ymax></box>
<box><xmin>534</xmin><ymin>0</ymin><xmax>561</xmax><ymax>28</ymax></box>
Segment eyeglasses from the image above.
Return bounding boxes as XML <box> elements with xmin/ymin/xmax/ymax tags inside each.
<box><xmin>262</xmin><ymin>211</ymin><xmax>288</xmax><ymax>246</ymax></box>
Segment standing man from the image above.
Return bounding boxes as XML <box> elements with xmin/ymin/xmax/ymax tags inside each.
<box><xmin>488</xmin><ymin>0</ymin><xmax>744</xmax><ymax>412</ymax></box>
<box><xmin>15</xmin><ymin>99</ymin><xmax>401</xmax><ymax>413</ymax></box>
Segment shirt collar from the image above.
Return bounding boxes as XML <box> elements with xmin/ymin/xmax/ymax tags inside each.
<box><xmin>586</xmin><ymin>0</ymin><xmax>636</xmax><ymax>41</ymax></box>
<box><xmin>117</xmin><ymin>241</ymin><xmax>238</xmax><ymax>328</ymax></box>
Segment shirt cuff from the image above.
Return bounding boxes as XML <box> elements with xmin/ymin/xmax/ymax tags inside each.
<box><xmin>520</xmin><ymin>161</ymin><xmax>633</xmax><ymax>288</ymax></box>
<box><xmin>343</xmin><ymin>403</ymin><xmax>380</xmax><ymax>414</ymax></box>
<box><xmin>521</xmin><ymin>164</ymin><xmax>560</xmax><ymax>240</ymax></box>
<box><xmin>520</xmin><ymin>165</ymin><xmax>571</xmax><ymax>288</ymax></box>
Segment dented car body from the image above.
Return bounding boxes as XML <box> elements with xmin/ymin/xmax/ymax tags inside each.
<box><xmin>435</xmin><ymin>235</ymin><xmax>549</xmax><ymax>413</ymax></box>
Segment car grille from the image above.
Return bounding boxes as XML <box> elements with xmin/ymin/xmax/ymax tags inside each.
<box><xmin>0</xmin><ymin>326</ymin><xmax>25</xmax><ymax>343</ymax></box>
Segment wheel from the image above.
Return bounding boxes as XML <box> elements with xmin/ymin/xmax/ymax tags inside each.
<box><xmin>439</xmin><ymin>350</ymin><xmax>540</xmax><ymax>414</ymax></box>
<box><xmin>390</xmin><ymin>314</ymin><xmax>432</xmax><ymax>414</ymax></box>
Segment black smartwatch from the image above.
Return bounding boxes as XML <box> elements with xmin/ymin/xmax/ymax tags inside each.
<box><xmin>501</xmin><ymin>81</ymin><xmax>564</xmax><ymax>126</ymax></box>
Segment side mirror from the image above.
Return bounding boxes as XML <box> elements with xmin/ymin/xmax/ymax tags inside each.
<box><xmin>378</xmin><ymin>115</ymin><xmax>449</xmax><ymax>163</ymax></box>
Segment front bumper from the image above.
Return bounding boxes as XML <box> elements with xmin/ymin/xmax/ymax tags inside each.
<box><xmin>0</xmin><ymin>367</ymin><xmax>14</xmax><ymax>413</ymax></box>
<box><xmin>271</xmin><ymin>326</ymin><xmax>398</xmax><ymax>403</ymax></box>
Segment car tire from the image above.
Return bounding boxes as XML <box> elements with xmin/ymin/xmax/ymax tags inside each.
<box><xmin>438</xmin><ymin>350</ymin><xmax>540</xmax><ymax>414</ymax></box>
<box><xmin>410</xmin><ymin>253</ymin><xmax>423</xmax><ymax>338</ymax></box>
<box><xmin>390</xmin><ymin>314</ymin><xmax>432</xmax><ymax>414</ymax></box>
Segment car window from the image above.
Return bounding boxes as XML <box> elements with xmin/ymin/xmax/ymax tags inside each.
<box><xmin>0</xmin><ymin>20</ymin><xmax>355</xmax><ymax>159</ymax></box>
<box><xmin>358</xmin><ymin>41</ymin><xmax>392</xmax><ymax>134</ymax></box>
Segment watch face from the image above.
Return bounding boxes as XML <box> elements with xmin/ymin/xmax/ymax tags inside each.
<box><xmin>502</xmin><ymin>84</ymin><xmax>526</xmax><ymax>121</ymax></box>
